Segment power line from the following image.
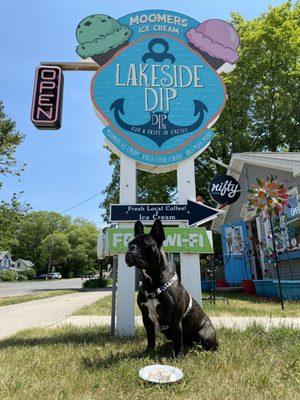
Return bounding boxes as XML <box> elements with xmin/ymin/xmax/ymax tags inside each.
<box><xmin>46</xmin><ymin>189</ymin><xmax>103</xmax><ymax>277</ymax></box>
<box><xmin>60</xmin><ymin>190</ymin><xmax>103</xmax><ymax>215</ymax></box>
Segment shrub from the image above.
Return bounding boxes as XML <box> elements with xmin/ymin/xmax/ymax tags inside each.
<box><xmin>83</xmin><ymin>278</ymin><xmax>112</xmax><ymax>289</ymax></box>
<box><xmin>0</xmin><ymin>270</ymin><xmax>18</xmax><ymax>281</ymax></box>
<box><xmin>21</xmin><ymin>268</ymin><xmax>36</xmax><ymax>280</ymax></box>
<box><xmin>17</xmin><ymin>274</ymin><xmax>28</xmax><ymax>281</ymax></box>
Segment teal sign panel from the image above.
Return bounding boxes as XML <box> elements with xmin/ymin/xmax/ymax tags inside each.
<box><xmin>76</xmin><ymin>10</ymin><xmax>239</xmax><ymax>167</ymax></box>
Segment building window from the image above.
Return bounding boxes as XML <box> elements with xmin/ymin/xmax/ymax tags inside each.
<box><xmin>283</xmin><ymin>188</ymin><xmax>300</xmax><ymax>251</ymax></box>
<box><xmin>265</xmin><ymin>187</ymin><xmax>300</xmax><ymax>254</ymax></box>
<box><xmin>224</xmin><ymin>226</ymin><xmax>244</xmax><ymax>255</ymax></box>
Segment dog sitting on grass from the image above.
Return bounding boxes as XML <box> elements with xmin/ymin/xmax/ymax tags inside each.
<box><xmin>125</xmin><ymin>219</ymin><xmax>218</xmax><ymax>357</ymax></box>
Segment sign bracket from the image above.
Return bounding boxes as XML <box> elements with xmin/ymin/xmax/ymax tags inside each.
<box><xmin>40</xmin><ymin>61</ymin><xmax>98</xmax><ymax>71</ymax></box>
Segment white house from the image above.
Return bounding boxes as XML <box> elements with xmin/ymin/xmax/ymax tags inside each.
<box><xmin>14</xmin><ymin>259</ymin><xmax>35</xmax><ymax>271</ymax></box>
<box><xmin>212</xmin><ymin>152</ymin><xmax>300</xmax><ymax>284</ymax></box>
<box><xmin>14</xmin><ymin>258</ymin><xmax>34</xmax><ymax>271</ymax></box>
<box><xmin>0</xmin><ymin>251</ymin><xmax>15</xmax><ymax>270</ymax></box>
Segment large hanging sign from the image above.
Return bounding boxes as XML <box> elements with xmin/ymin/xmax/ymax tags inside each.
<box><xmin>209</xmin><ymin>174</ymin><xmax>241</xmax><ymax>205</ymax></box>
<box><xmin>75</xmin><ymin>11</ymin><xmax>239</xmax><ymax>171</ymax></box>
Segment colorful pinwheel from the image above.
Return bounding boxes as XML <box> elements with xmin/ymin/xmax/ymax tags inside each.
<box><xmin>248</xmin><ymin>175</ymin><xmax>289</xmax><ymax>217</ymax></box>
<box><xmin>247</xmin><ymin>175</ymin><xmax>289</xmax><ymax>310</ymax></box>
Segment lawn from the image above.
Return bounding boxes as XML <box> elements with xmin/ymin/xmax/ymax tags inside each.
<box><xmin>0</xmin><ymin>325</ymin><xmax>299</xmax><ymax>400</ymax></box>
<box><xmin>72</xmin><ymin>292</ymin><xmax>300</xmax><ymax>317</ymax></box>
<box><xmin>0</xmin><ymin>290</ymin><xmax>77</xmax><ymax>307</ymax></box>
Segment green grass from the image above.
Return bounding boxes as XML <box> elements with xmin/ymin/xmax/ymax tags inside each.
<box><xmin>72</xmin><ymin>292</ymin><xmax>300</xmax><ymax>317</ymax></box>
<box><xmin>0</xmin><ymin>290</ymin><xmax>78</xmax><ymax>307</ymax></box>
<box><xmin>0</xmin><ymin>325</ymin><xmax>299</xmax><ymax>400</ymax></box>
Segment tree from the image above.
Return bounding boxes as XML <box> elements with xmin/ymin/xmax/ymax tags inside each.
<box><xmin>101</xmin><ymin>1</ymin><xmax>300</xmax><ymax>216</ymax></box>
<box><xmin>40</xmin><ymin>233</ymin><xmax>71</xmax><ymax>276</ymax></box>
<box><xmin>195</xmin><ymin>1</ymin><xmax>300</xmax><ymax>201</ymax></box>
<box><xmin>67</xmin><ymin>219</ymin><xmax>98</xmax><ymax>276</ymax></box>
<box><xmin>0</xmin><ymin>194</ymin><xmax>30</xmax><ymax>251</ymax></box>
<box><xmin>0</xmin><ymin>101</ymin><xmax>25</xmax><ymax>188</ymax></box>
<box><xmin>12</xmin><ymin>211</ymin><xmax>72</xmax><ymax>271</ymax></box>
<box><xmin>212</xmin><ymin>1</ymin><xmax>300</xmax><ymax>153</ymax></box>
<box><xmin>12</xmin><ymin>212</ymin><xmax>99</xmax><ymax>277</ymax></box>
<box><xmin>0</xmin><ymin>102</ymin><xmax>28</xmax><ymax>252</ymax></box>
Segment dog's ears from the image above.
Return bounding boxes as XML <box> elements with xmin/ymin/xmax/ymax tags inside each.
<box><xmin>134</xmin><ymin>221</ymin><xmax>144</xmax><ymax>236</ymax></box>
<box><xmin>150</xmin><ymin>219</ymin><xmax>165</xmax><ymax>248</ymax></box>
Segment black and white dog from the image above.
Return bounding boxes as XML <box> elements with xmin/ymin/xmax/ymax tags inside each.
<box><xmin>125</xmin><ymin>219</ymin><xmax>218</xmax><ymax>357</ymax></box>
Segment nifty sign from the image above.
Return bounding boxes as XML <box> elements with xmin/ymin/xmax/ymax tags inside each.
<box><xmin>76</xmin><ymin>10</ymin><xmax>240</xmax><ymax>169</ymax></box>
<box><xmin>31</xmin><ymin>66</ymin><xmax>64</xmax><ymax>129</ymax></box>
<box><xmin>108</xmin><ymin>227</ymin><xmax>214</xmax><ymax>254</ymax></box>
<box><xmin>209</xmin><ymin>174</ymin><xmax>241</xmax><ymax>205</ymax></box>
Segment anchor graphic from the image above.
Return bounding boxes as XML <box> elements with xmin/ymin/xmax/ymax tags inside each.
<box><xmin>110</xmin><ymin>98</ymin><xmax>208</xmax><ymax>147</ymax></box>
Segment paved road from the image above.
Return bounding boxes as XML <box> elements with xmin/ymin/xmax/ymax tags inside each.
<box><xmin>0</xmin><ymin>278</ymin><xmax>83</xmax><ymax>297</ymax></box>
<box><xmin>0</xmin><ymin>290</ymin><xmax>111</xmax><ymax>339</ymax></box>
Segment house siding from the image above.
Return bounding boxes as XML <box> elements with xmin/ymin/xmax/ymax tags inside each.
<box><xmin>0</xmin><ymin>253</ymin><xmax>14</xmax><ymax>270</ymax></box>
<box><xmin>226</xmin><ymin>164</ymin><xmax>299</xmax><ymax>225</ymax></box>
<box><xmin>224</xmin><ymin>163</ymin><xmax>300</xmax><ymax>280</ymax></box>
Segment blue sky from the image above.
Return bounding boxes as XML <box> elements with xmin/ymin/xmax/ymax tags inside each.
<box><xmin>0</xmin><ymin>0</ymin><xmax>285</xmax><ymax>226</ymax></box>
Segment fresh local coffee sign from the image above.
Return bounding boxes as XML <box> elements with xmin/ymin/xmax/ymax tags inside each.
<box><xmin>108</xmin><ymin>227</ymin><xmax>214</xmax><ymax>254</ymax></box>
<box><xmin>110</xmin><ymin>201</ymin><xmax>222</xmax><ymax>226</ymax></box>
<box><xmin>76</xmin><ymin>10</ymin><xmax>239</xmax><ymax>168</ymax></box>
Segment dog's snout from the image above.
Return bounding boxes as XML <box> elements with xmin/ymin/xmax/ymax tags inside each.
<box><xmin>129</xmin><ymin>243</ymin><xmax>136</xmax><ymax>251</ymax></box>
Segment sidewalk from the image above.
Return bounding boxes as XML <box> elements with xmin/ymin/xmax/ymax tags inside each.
<box><xmin>54</xmin><ymin>315</ymin><xmax>300</xmax><ymax>330</ymax></box>
<box><xmin>0</xmin><ymin>291</ymin><xmax>110</xmax><ymax>339</ymax></box>
<box><xmin>1</xmin><ymin>292</ymin><xmax>299</xmax><ymax>340</ymax></box>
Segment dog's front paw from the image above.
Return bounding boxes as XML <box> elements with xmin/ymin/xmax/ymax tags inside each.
<box><xmin>173</xmin><ymin>349</ymin><xmax>184</xmax><ymax>358</ymax></box>
<box><xmin>144</xmin><ymin>346</ymin><xmax>155</xmax><ymax>356</ymax></box>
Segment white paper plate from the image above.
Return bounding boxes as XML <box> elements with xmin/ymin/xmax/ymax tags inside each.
<box><xmin>139</xmin><ymin>364</ymin><xmax>183</xmax><ymax>383</ymax></box>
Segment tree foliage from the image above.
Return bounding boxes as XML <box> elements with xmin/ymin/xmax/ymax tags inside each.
<box><xmin>101</xmin><ymin>1</ymin><xmax>300</xmax><ymax>215</ymax></box>
<box><xmin>11</xmin><ymin>211</ymin><xmax>72</xmax><ymax>269</ymax></box>
<box><xmin>10</xmin><ymin>212</ymin><xmax>98</xmax><ymax>277</ymax></box>
<box><xmin>0</xmin><ymin>101</ymin><xmax>25</xmax><ymax>187</ymax></box>
<box><xmin>0</xmin><ymin>101</ymin><xmax>28</xmax><ymax>252</ymax></box>
<box><xmin>66</xmin><ymin>218</ymin><xmax>98</xmax><ymax>276</ymax></box>
<box><xmin>0</xmin><ymin>194</ymin><xmax>30</xmax><ymax>251</ymax></box>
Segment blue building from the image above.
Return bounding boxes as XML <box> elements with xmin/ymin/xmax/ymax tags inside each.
<box><xmin>213</xmin><ymin>152</ymin><xmax>300</xmax><ymax>287</ymax></box>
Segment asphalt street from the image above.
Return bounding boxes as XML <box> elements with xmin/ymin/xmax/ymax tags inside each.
<box><xmin>0</xmin><ymin>278</ymin><xmax>84</xmax><ymax>297</ymax></box>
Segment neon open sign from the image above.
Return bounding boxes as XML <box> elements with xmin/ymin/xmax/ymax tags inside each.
<box><xmin>31</xmin><ymin>66</ymin><xmax>63</xmax><ymax>129</ymax></box>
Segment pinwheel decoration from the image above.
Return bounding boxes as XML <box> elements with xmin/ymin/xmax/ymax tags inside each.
<box><xmin>248</xmin><ymin>175</ymin><xmax>289</xmax><ymax>218</ymax></box>
<box><xmin>247</xmin><ymin>175</ymin><xmax>289</xmax><ymax>310</ymax></box>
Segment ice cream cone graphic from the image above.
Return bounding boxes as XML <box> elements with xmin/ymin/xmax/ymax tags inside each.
<box><xmin>76</xmin><ymin>14</ymin><xmax>132</xmax><ymax>66</ymax></box>
<box><xmin>186</xmin><ymin>19</ymin><xmax>239</xmax><ymax>73</ymax></box>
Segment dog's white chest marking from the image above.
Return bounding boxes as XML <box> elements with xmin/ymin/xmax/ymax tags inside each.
<box><xmin>141</xmin><ymin>298</ymin><xmax>161</xmax><ymax>331</ymax></box>
<box><xmin>140</xmin><ymin>271</ymin><xmax>169</xmax><ymax>331</ymax></box>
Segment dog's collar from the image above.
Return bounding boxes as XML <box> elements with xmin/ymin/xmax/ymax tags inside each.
<box><xmin>143</xmin><ymin>273</ymin><xmax>178</xmax><ymax>299</ymax></box>
<box><xmin>183</xmin><ymin>292</ymin><xmax>193</xmax><ymax>318</ymax></box>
